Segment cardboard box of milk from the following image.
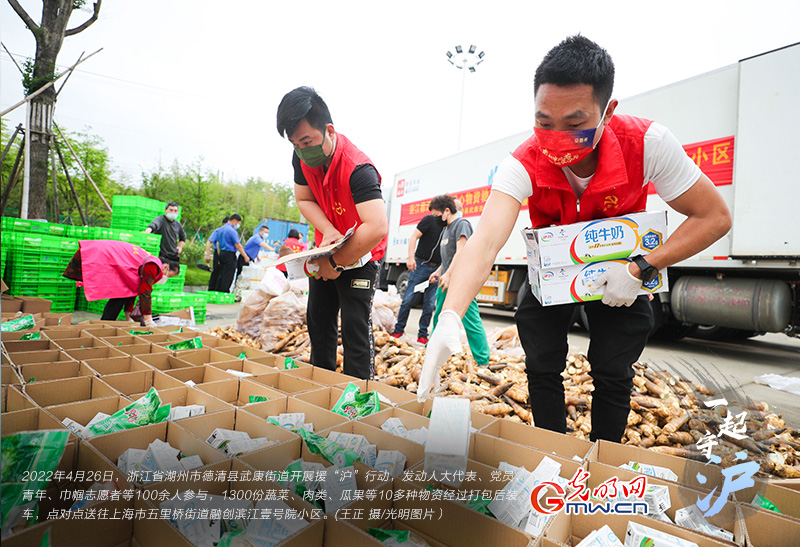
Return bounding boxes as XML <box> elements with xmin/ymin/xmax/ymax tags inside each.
<box><xmin>528</xmin><ymin>258</ymin><xmax>668</xmax><ymax>307</ymax></box>
<box><xmin>522</xmin><ymin>211</ymin><xmax>667</xmax><ymax>269</ymax></box>
<box><xmin>424</xmin><ymin>398</ymin><xmax>471</xmax><ymax>487</ymax></box>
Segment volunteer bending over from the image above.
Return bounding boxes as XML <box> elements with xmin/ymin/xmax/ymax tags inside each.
<box><xmin>418</xmin><ymin>35</ymin><xmax>731</xmax><ymax>443</ymax></box>
<box><xmin>63</xmin><ymin>240</ymin><xmax>180</xmax><ymax>326</ymax></box>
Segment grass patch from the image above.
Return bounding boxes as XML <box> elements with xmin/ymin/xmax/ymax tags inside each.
<box><xmin>185</xmin><ymin>265</ymin><xmax>211</xmax><ymax>286</ymax></box>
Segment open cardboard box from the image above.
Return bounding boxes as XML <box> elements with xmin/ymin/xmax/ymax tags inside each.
<box><xmin>294</xmin><ymin>386</ymin><xmax>394</xmax><ymax>417</ymax></box>
<box><xmin>325</xmin><ymin>478</ymin><xmax>533</xmax><ymax>547</ymax></box>
<box><xmin>360</xmin><ymin>407</ymin><xmax>431</xmax><ymax>444</ymax></box>
<box><xmin>174</xmin><ymin>407</ymin><xmax>299</xmax><ymax>457</ymax></box>
<box><xmin>43</xmin><ymin>395</ymin><xmax>134</xmax><ymax>434</ymax></box>
<box><xmin>24</xmin><ymin>375</ymin><xmax>120</xmax><ymax>408</ymax></box>
<box><xmin>18</xmin><ymin>360</ymin><xmax>97</xmax><ymax>383</ymax></box>
<box><xmin>195</xmin><ymin>376</ymin><xmax>288</xmax><ymax>408</ymax></box>
<box><xmin>243</xmin><ymin>396</ymin><xmax>350</xmax><ymax>433</ymax></box>
<box><xmin>42</xmin><ymin>311</ymin><xmax>72</xmax><ymax>326</ymax></box>
<box><xmin>479</xmin><ymin>419</ymin><xmax>593</xmax><ymax>462</ymax></box>
<box><xmin>177</xmin><ymin>348</ymin><xmax>244</xmax><ymax>366</ymax></box>
<box><xmin>584</xmin><ymin>460</ymin><xmax>741</xmax><ymax>544</ymax></box>
<box><xmin>1</xmin><ymin>407</ymin><xmax>78</xmax><ymax>480</ymax></box>
<box><xmin>399</xmin><ymin>397</ymin><xmax>497</xmax><ymax>431</ymax></box>
<box><xmin>101</xmin><ymin>369</ymin><xmax>186</xmax><ymax>398</ymax></box>
<box><xmin>163</xmin><ymin>363</ymin><xmax>241</xmax><ymax>385</ymax></box>
<box><xmin>111</xmin><ymin>343</ymin><xmax>172</xmax><ymax>357</ymax></box>
<box><xmin>205</xmin><ymin>357</ymin><xmax>277</xmax><ymax>377</ymax></box>
<box><xmin>156</xmin><ymin>385</ymin><xmax>233</xmax><ymax>420</ymax></box>
<box><xmin>210</xmin><ymin>344</ymin><xmax>274</xmax><ymax>361</ymax></box>
<box><xmin>102</xmin><ymin>334</ymin><xmax>153</xmax><ymax>348</ymax></box>
<box><xmin>4</xmin><ymin>384</ymin><xmax>37</xmax><ymax>412</ymax></box>
<box><xmin>41</xmin><ymin>327</ymin><xmax>95</xmax><ymax>340</ymax></box>
<box><xmin>133</xmin><ymin>333</ymin><xmax>186</xmax><ymax>347</ymax></box>
<box><xmin>545</xmin><ymin>511</ymin><xmax>733</xmax><ymax>547</ymax></box>
<box><xmin>6</xmin><ymin>349</ymin><xmax>78</xmax><ymax>366</ymax></box>
<box><xmin>248</xmin><ymin>353</ymin><xmax>313</xmax><ymax>371</ymax></box>
<box><xmin>132</xmin><ymin>352</ymin><xmax>195</xmax><ymax>373</ymax></box>
<box><xmin>83</xmin><ymin>355</ymin><xmax>154</xmax><ymax>376</ymax></box>
<box><xmin>1</xmin><ymin>293</ymin><xmax>23</xmax><ymax>312</ymax></box>
<box><xmin>285</xmin><ymin>363</ymin><xmax>361</xmax><ymax>386</ymax></box>
<box><xmin>2</xmin><ymin>338</ymin><xmax>63</xmax><ymax>353</ymax></box>
<box><xmin>738</xmin><ymin>501</ymin><xmax>800</xmax><ymax>545</ymax></box>
<box><xmin>193</xmin><ymin>334</ymin><xmax>241</xmax><ymax>349</ymax></box>
<box><xmin>87</xmin><ymin>421</ymin><xmax>228</xmax><ymax>491</ymax></box>
<box><xmin>18</xmin><ymin>295</ymin><xmax>53</xmax><ymax>314</ymax></box>
<box><xmin>735</xmin><ymin>478</ymin><xmax>800</xmax><ymax>521</ymax></box>
<box><xmin>2</xmin><ymin>364</ymin><xmax>23</xmax><ymax>385</ymax></box>
<box><xmin>56</xmin><ymin>336</ymin><xmax>113</xmax><ymax>350</ymax></box>
<box><xmin>588</xmin><ymin>439</ymin><xmax>727</xmax><ymax>493</ymax></box>
<box><xmin>63</xmin><ymin>345</ymin><xmax>127</xmax><ymax>362</ymax></box>
<box><xmin>246</xmin><ymin>369</ymin><xmax>327</xmax><ymax>395</ymax></box>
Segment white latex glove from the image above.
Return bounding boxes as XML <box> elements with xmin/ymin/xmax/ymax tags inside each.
<box><xmin>589</xmin><ymin>262</ymin><xmax>642</xmax><ymax>307</ymax></box>
<box><xmin>143</xmin><ymin>317</ymin><xmax>156</xmax><ymax>328</ymax></box>
<box><xmin>417</xmin><ymin>309</ymin><xmax>463</xmax><ymax>401</ymax></box>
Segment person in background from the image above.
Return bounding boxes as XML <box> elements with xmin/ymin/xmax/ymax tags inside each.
<box><xmin>63</xmin><ymin>240</ymin><xmax>180</xmax><ymax>326</ymax></box>
<box><xmin>277</xmin><ymin>86</ymin><xmax>388</xmax><ymax>380</ymax></box>
<box><xmin>391</xmin><ymin>195</ymin><xmax>448</xmax><ymax>345</ymax></box>
<box><xmin>420</xmin><ymin>35</ymin><xmax>731</xmax><ymax>443</ymax></box>
<box><xmin>217</xmin><ymin>214</ymin><xmax>249</xmax><ymax>293</ymax></box>
<box><xmin>284</xmin><ymin>228</ymin><xmax>307</xmax><ymax>252</ymax></box>
<box><xmin>454</xmin><ymin>197</ymin><xmax>464</xmax><ymax>218</ymax></box>
<box><xmin>428</xmin><ymin>195</ymin><xmax>490</xmax><ymax>366</ymax></box>
<box><xmin>144</xmin><ymin>201</ymin><xmax>186</xmax><ymax>265</ymax></box>
<box><xmin>244</xmin><ymin>225</ymin><xmax>274</xmax><ymax>262</ymax></box>
<box><xmin>275</xmin><ymin>245</ymin><xmax>293</xmax><ymax>277</ymax></box>
<box><xmin>206</xmin><ymin>216</ymin><xmax>229</xmax><ymax>291</ymax></box>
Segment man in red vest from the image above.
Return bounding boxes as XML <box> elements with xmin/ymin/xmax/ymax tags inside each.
<box><xmin>277</xmin><ymin>86</ymin><xmax>388</xmax><ymax>379</ymax></box>
<box><xmin>419</xmin><ymin>36</ymin><xmax>731</xmax><ymax>443</ymax></box>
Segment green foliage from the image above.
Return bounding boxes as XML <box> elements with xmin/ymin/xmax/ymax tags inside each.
<box><xmin>185</xmin><ymin>266</ymin><xmax>210</xmax><ymax>287</ymax></box>
<box><xmin>21</xmin><ymin>58</ymin><xmax>58</xmax><ymax>96</ymax></box>
<box><xmin>179</xmin><ymin>240</ymin><xmax>205</xmax><ymax>266</ymax></box>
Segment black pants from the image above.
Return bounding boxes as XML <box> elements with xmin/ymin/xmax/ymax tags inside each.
<box><xmin>217</xmin><ymin>251</ymin><xmax>238</xmax><ymax>293</ymax></box>
<box><xmin>307</xmin><ymin>261</ymin><xmax>379</xmax><ymax>380</ymax></box>
<box><xmin>237</xmin><ymin>254</ymin><xmax>247</xmax><ymax>277</ymax></box>
<box><xmin>208</xmin><ymin>249</ymin><xmax>221</xmax><ymax>291</ymax></box>
<box><xmin>515</xmin><ymin>289</ymin><xmax>654</xmax><ymax>442</ymax></box>
<box><xmin>101</xmin><ymin>298</ymin><xmax>131</xmax><ymax>321</ymax></box>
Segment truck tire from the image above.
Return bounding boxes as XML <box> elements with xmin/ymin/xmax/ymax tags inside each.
<box><xmin>687</xmin><ymin>325</ymin><xmax>763</xmax><ymax>341</ymax></box>
<box><xmin>396</xmin><ymin>270</ymin><xmax>410</xmax><ymax>299</ymax></box>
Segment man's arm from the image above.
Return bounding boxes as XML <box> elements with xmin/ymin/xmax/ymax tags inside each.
<box><xmin>144</xmin><ymin>216</ymin><xmax>160</xmax><ymax>235</ymax></box>
<box><xmin>144</xmin><ymin>227</ymin><xmax>152</xmax><ymax>234</ymax></box>
<box><xmin>629</xmin><ymin>174</ymin><xmax>731</xmax><ymax>278</ymax></box>
<box><xmin>260</xmin><ymin>241</ymin><xmax>275</xmax><ymax>251</ymax></box>
<box><xmin>407</xmin><ymin>229</ymin><xmax>423</xmax><ymax>272</ymax></box>
<box><xmin>235</xmin><ymin>242</ymin><xmax>250</xmax><ymax>263</ymax></box>
<box><xmin>438</xmin><ymin>235</ymin><xmax>468</xmax><ymax>290</ymax></box>
<box><xmin>442</xmin><ymin>191</ymin><xmax>522</xmax><ymax>316</ymax></box>
<box><xmin>295</xmin><ymin>183</ymin><xmax>342</xmax><ymax>245</ymax></box>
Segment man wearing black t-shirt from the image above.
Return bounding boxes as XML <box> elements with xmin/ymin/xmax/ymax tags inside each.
<box><xmin>277</xmin><ymin>87</ymin><xmax>388</xmax><ymax>380</ymax></box>
<box><xmin>391</xmin><ymin>195</ymin><xmax>448</xmax><ymax>344</ymax></box>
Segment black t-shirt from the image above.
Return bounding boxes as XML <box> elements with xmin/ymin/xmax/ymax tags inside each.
<box><xmin>292</xmin><ymin>153</ymin><xmax>383</xmax><ymax>204</ymax></box>
<box><xmin>147</xmin><ymin>215</ymin><xmax>186</xmax><ymax>261</ymax></box>
<box><xmin>414</xmin><ymin>214</ymin><xmax>444</xmax><ymax>265</ymax></box>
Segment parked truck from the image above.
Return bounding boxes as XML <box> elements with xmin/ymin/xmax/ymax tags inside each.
<box><xmin>384</xmin><ymin>42</ymin><xmax>799</xmax><ymax>339</ymax></box>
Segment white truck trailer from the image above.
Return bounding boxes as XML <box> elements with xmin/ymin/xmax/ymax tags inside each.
<box><xmin>384</xmin><ymin>42</ymin><xmax>799</xmax><ymax>339</ymax></box>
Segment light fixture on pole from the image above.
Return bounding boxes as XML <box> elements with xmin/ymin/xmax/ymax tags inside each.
<box><xmin>446</xmin><ymin>44</ymin><xmax>485</xmax><ymax>152</ymax></box>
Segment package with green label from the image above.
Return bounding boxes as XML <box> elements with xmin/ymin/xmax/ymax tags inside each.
<box><xmin>238</xmin><ymin>351</ymin><xmax>248</xmax><ymax>359</ymax></box>
<box><xmin>298</xmin><ymin>428</ymin><xmax>361</xmax><ymax>468</ymax></box>
<box><xmin>129</xmin><ymin>329</ymin><xmax>154</xmax><ymax>335</ymax></box>
<box><xmin>331</xmin><ymin>383</ymin><xmax>380</xmax><ymax>419</ymax></box>
<box><xmin>20</xmin><ymin>332</ymin><xmax>42</xmax><ymax>340</ymax></box>
<box><xmin>248</xmin><ymin>395</ymin><xmax>269</xmax><ymax>404</ymax></box>
<box><xmin>284</xmin><ymin>357</ymin><xmax>298</xmax><ymax>369</ymax></box>
<box><xmin>1</xmin><ymin>315</ymin><xmax>35</xmax><ymax>332</ymax></box>
<box><xmin>84</xmin><ymin>387</ymin><xmax>170</xmax><ymax>437</ymax></box>
<box><xmin>752</xmin><ymin>493</ymin><xmax>781</xmax><ymax>513</ymax></box>
<box><xmin>368</xmin><ymin>528</ymin><xmax>432</xmax><ymax>547</ymax></box>
<box><xmin>165</xmin><ymin>336</ymin><xmax>203</xmax><ymax>351</ymax></box>
<box><xmin>1</xmin><ymin>430</ymin><xmax>69</xmax><ymax>535</ymax></box>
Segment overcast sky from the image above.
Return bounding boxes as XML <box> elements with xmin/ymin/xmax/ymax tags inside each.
<box><xmin>1</xmin><ymin>1</ymin><xmax>799</xmax><ymax>194</ymax></box>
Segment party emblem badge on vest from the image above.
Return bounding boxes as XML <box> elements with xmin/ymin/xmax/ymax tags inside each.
<box><xmin>351</xmin><ymin>279</ymin><xmax>371</xmax><ymax>289</ymax></box>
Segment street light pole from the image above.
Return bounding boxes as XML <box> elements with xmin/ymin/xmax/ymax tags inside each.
<box><xmin>446</xmin><ymin>44</ymin><xmax>485</xmax><ymax>153</ymax></box>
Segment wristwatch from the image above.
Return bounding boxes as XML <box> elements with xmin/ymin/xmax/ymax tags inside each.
<box><xmin>328</xmin><ymin>255</ymin><xmax>345</xmax><ymax>273</ymax></box>
<box><xmin>632</xmin><ymin>255</ymin><xmax>659</xmax><ymax>282</ymax></box>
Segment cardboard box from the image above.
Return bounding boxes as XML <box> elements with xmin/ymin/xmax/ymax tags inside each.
<box><xmin>207</xmin><ymin>358</ymin><xmax>278</xmax><ymax>377</ymax></box>
<box><xmin>5</xmin><ymin>349</ymin><xmax>77</xmax><ymax>366</ymax></box>
<box><xmin>399</xmin><ymin>398</ymin><xmax>497</xmax><ymax>431</ymax></box>
<box><xmin>112</xmin><ymin>343</ymin><xmax>172</xmax><ymax>357</ymax></box>
<box><xmin>42</xmin><ymin>312</ymin><xmax>72</xmax><ymax>326</ymax></box>
<box><xmin>528</xmin><ymin>258</ymin><xmax>668</xmax><ymax>306</ymax></box>
<box><xmin>360</xmin><ymin>407</ymin><xmax>431</xmax><ymax>441</ymax></box>
<box><xmin>102</xmin><ymin>334</ymin><xmax>152</xmax><ymax>347</ymax></box>
<box><xmin>295</xmin><ymin>386</ymin><xmax>393</xmax><ymax>416</ymax></box>
<box><xmin>101</xmin><ymin>369</ymin><xmax>185</xmax><ymax>398</ymax></box>
<box><xmin>133</xmin><ymin>352</ymin><xmax>195</xmax><ymax>372</ymax></box>
<box><xmin>43</xmin><ymin>395</ymin><xmax>133</xmax><ymax>432</ymax></box>
<box><xmin>0</xmin><ymin>329</ymin><xmax>43</xmax><ymax>341</ymax></box>
<box><xmin>524</xmin><ymin>210</ymin><xmax>668</xmax><ymax>269</ymax></box>
<box><xmin>1</xmin><ymin>364</ymin><xmax>23</xmax><ymax>385</ymax></box>
<box><xmin>470</xmin><ymin>433</ymin><xmax>584</xmax><ymax>484</ymax></box>
<box><xmin>83</xmin><ymin>355</ymin><xmax>153</xmax><ymax>376</ymax></box>
<box><xmin>4</xmin><ymin>385</ymin><xmax>37</xmax><ymax>412</ymax></box>
<box><xmin>589</xmin><ymin>440</ymin><xmax>727</xmax><ymax>493</ymax></box>
<box><xmin>739</xmin><ymin>502</ymin><xmax>800</xmax><ymax>545</ymax></box>
<box><xmin>81</xmin><ymin>326</ymin><xmax>132</xmax><ymax>338</ymax></box>
<box><xmin>24</xmin><ymin>376</ymin><xmax>120</xmax><ymax>408</ymax></box>
<box><xmin>1</xmin><ymin>338</ymin><xmax>62</xmax><ymax>354</ymax></box>
<box><xmin>1</xmin><ymin>407</ymin><xmax>78</xmax><ymax>478</ymax></box>
<box><xmin>285</xmin><ymin>364</ymin><xmax>362</xmax><ymax>386</ymax></box>
<box><xmin>249</xmin><ymin>353</ymin><xmax>313</xmax><ymax>371</ymax></box>
<box><xmin>243</xmin><ymin>396</ymin><xmax>350</xmax><ymax>433</ymax></box>
<box><xmin>18</xmin><ymin>360</ymin><xmax>97</xmax><ymax>383</ymax></box>
<box><xmin>177</xmin><ymin>348</ymin><xmax>244</xmax><ymax>366</ymax></box>
<box><xmin>18</xmin><ymin>295</ymin><xmax>53</xmax><ymax>314</ymax></box>
<box><xmin>480</xmin><ymin>419</ymin><xmax>594</xmax><ymax>461</ymax></box>
<box><xmin>247</xmin><ymin>370</ymin><xmax>327</xmax><ymax>395</ymax></box>
<box><xmin>1</xmin><ymin>294</ymin><xmax>23</xmax><ymax>312</ymax></box>
<box><xmin>194</xmin><ymin>334</ymin><xmax>241</xmax><ymax>349</ymax></box>
<box><xmin>193</xmin><ymin>377</ymin><xmax>289</xmax><ymax>408</ymax></box>
<box><xmin>326</xmin><ymin>478</ymin><xmax>532</xmax><ymax>547</ymax></box>
<box><xmin>164</xmin><ymin>363</ymin><xmax>239</xmax><ymax>385</ymax></box>
<box><xmin>735</xmin><ymin>479</ymin><xmax>800</xmax><ymax>521</ymax></box>
<box><xmin>237</xmin><ymin>377</ymin><xmax>292</xmax><ymax>405</ymax></box>
<box><xmin>63</xmin><ymin>346</ymin><xmax>127</xmax><ymax>362</ymax></box>
<box><xmin>156</xmin><ymin>385</ymin><xmax>233</xmax><ymax>419</ymax></box>
<box><xmin>41</xmin><ymin>328</ymin><xmax>94</xmax><ymax>341</ymax></box>
<box><xmin>211</xmin><ymin>344</ymin><xmax>274</xmax><ymax>361</ymax></box>
<box><xmin>56</xmin><ymin>336</ymin><xmax>113</xmax><ymax>350</ymax></box>
<box><xmin>546</xmin><ymin>511</ymin><xmax>732</xmax><ymax>547</ymax></box>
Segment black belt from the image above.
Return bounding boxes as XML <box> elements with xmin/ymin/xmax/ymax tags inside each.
<box><xmin>417</xmin><ymin>259</ymin><xmax>439</xmax><ymax>267</ymax></box>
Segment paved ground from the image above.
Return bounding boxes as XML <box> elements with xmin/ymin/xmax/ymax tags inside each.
<box><xmin>73</xmin><ymin>300</ymin><xmax>800</xmax><ymax>427</ymax></box>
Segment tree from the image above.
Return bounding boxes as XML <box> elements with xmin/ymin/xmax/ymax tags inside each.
<box><xmin>7</xmin><ymin>0</ymin><xmax>102</xmax><ymax>219</ymax></box>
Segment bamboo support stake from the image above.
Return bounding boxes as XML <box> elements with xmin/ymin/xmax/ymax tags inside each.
<box><xmin>54</xmin><ymin>123</ymin><xmax>111</xmax><ymax>212</ymax></box>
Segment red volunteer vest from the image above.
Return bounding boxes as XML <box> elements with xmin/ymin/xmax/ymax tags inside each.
<box><xmin>512</xmin><ymin>115</ymin><xmax>653</xmax><ymax>228</ymax></box>
<box><xmin>284</xmin><ymin>237</ymin><xmax>307</xmax><ymax>253</ymax></box>
<box><xmin>299</xmin><ymin>133</ymin><xmax>387</xmax><ymax>261</ymax></box>
<box><xmin>79</xmin><ymin>240</ymin><xmax>164</xmax><ymax>301</ymax></box>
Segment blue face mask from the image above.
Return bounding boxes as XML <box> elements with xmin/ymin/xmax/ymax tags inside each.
<box><xmin>165</xmin><ymin>212</ymin><xmax>178</xmax><ymax>221</ymax></box>
<box><xmin>234</xmin><ymin>223</ymin><xmax>241</xmax><ymax>230</ymax></box>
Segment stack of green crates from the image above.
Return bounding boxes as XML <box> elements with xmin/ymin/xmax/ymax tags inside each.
<box><xmin>193</xmin><ymin>290</ymin><xmax>236</xmax><ymax>305</ymax></box>
<box><xmin>153</xmin><ymin>264</ymin><xmax>187</xmax><ymax>293</ymax></box>
<box><xmin>5</xmin><ymin>232</ymin><xmax>79</xmax><ymax>312</ymax></box>
<box><xmin>110</xmin><ymin>195</ymin><xmax>181</xmax><ymax>232</ymax></box>
<box><xmin>151</xmin><ymin>290</ymin><xmax>206</xmax><ymax>324</ymax></box>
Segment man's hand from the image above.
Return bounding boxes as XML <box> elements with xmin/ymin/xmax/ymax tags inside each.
<box><xmin>438</xmin><ymin>271</ymin><xmax>451</xmax><ymax>290</ymax></box>
<box><xmin>312</xmin><ymin>256</ymin><xmax>341</xmax><ymax>281</ymax></box>
<box><xmin>428</xmin><ymin>268</ymin><xmax>441</xmax><ymax>286</ymax></box>
<box><xmin>244</xmin><ymin>255</ymin><xmax>250</xmax><ymax>264</ymax></box>
<box><xmin>407</xmin><ymin>257</ymin><xmax>417</xmax><ymax>272</ymax></box>
<box><xmin>589</xmin><ymin>262</ymin><xmax>642</xmax><ymax>307</ymax></box>
<box><xmin>204</xmin><ymin>252</ymin><xmax>212</xmax><ymax>264</ymax></box>
<box><xmin>320</xmin><ymin>230</ymin><xmax>346</xmax><ymax>247</ymax></box>
<box><xmin>417</xmin><ymin>310</ymin><xmax>463</xmax><ymax>401</ymax></box>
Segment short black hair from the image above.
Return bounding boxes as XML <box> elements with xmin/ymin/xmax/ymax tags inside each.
<box><xmin>259</xmin><ymin>225</ymin><xmax>268</xmax><ymax>233</ymax></box>
<box><xmin>534</xmin><ymin>35</ymin><xmax>615</xmax><ymax>107</ymax></box>
<box><xmin>221</xmin><ymin>216</ymin><xmax>230</xmax><ymax>225</ymax></box>
<box><xmin>165</xmin><ymin>260</ymin><xmax>180</xmax><ymax>274</ymax></box>
<box><xmin>229</xmin><ymin>214</ymin><xmax>242</xmax><ymax>222</ymax></box>
<box><xmin>165</xmin><ymin>201</ymin><xmax>179</xmax><ymax>209</ymax></box>
<box><xmin>287</xmin><ymin>229</ymin><xmax>300</xmax><ymax>239</ymax></box>
<box><xmin>430</xmin><ymin>194</ymin><xmax>456</xmax><ymax>214</ymax></box>
<box><xmin>276</xmin><ymin>86</ymin><xmax>333</xmax><ymax>139</ymax></box>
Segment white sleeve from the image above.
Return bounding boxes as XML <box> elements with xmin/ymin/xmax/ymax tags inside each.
<box><xmin>643</xmin><ymin>122</ymin><xmax>703</xmax><ymax>202</ymax></box>
<box><xmin>491</xmin><ymin>155</ymin><xmax>532</xmax><ymax>204</ymax></box>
